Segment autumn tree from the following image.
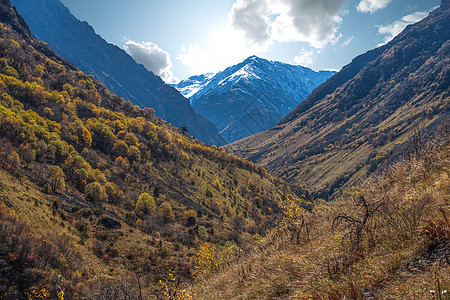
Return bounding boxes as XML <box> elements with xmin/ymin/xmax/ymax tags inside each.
<box><xmin>135</xmin><ymin>192</ymin><xmax>156</xmax><ymax>217</ymax></box>
<box><xmin>114</xmin><ymin>156</ymin><xmax>129</xmax><ymax>177</ymax></box>
<box><xmin>111</xmin><ymin>140</ymin><xmax>128</xmax><ymax>158</ymax></box>
<box><xmin>124</xmin><ymin>132</ymin><xmax>139</xmax><ymax>147</ymax></box>
<box><xmin>193</xmin><ymin>242</ymin><xmax>238</xmax><ymax>279</ymax></box>
<box><xmin>197</xmin><ymin>225</ymin><xmax>209</xmax><ymax>241</ymax></box>
<box><xmin>128</xmin><ymin>145</ymin><xmax>141</xmax><ymax>162</ymax></box>
<box><xmin>85</xmin><ymin>182</ymin><xmax>106</xmax><ymax>203</ymax></box>
<box><xmin>159</xmin><ymin>202</ymin><xmax>175</xmax><ymax>223</ymax></box>
<box><xmin>6</xmin><ymin>150</ymin><xmax>20</xmax><ymax>170</ymax></box>
<box><xmin>80</xmin><ymin>126</ymin><xmax>92</xmax><ymax>147</ymax></box>
<box><xmin>47</xmin><ymin>165</ymin><xmax>65</xmax><ymax>192</ymax></box>
<box><xmin>105</xmin><ymin>182</ymin><xmax>123</xmax><ymax>204</ymax></box>
<box><xmin>193</xmin><ymin>242</ymin><xmax>219</xmax><ymax>279</ymax></box>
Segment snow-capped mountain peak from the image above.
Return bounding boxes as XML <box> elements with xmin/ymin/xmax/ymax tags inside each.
<box><xmin>173</xmin><ymin>56</ymin><xmax>336</xmax><ymax>142</ymax></box>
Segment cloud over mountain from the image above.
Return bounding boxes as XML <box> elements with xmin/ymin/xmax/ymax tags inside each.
<box><xmin>230</xmin><ymin>0</ymin><xmax>271</xmax><ymax>45</ymax></box>
<box><xmin>294</xmin><ymin>48</ymin><xmax>314</xmax><ymax>66</ymax></box>
<box><xmin>272</xmin><ymin>0</ymin><xmax>346</xmax><ymax>48</ymax></box>
<box><xmin>377</xmin><ymin>9</ymin><xmax>434</xmax><ymax>44</ymax></box>
<box><xmin>124</xmin><ymin>40</ymin><xmax>178</xmax><ymax>83</ymax></box>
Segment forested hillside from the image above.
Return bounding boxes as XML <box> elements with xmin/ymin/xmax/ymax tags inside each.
<box><xmin>0</xmin><ymin>0</ymin><xmax>307</xmax><ymax>298</ymax></box>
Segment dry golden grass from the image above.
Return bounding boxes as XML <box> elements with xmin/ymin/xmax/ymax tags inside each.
<box><xmin>191</xmin><ymin>129</ymin><xmax>449</xmax><ymax>299</ymax></box>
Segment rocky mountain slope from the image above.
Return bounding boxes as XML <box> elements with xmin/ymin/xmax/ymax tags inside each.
<box><xmin>228</xmin><ymin>2</ymin><xmax>449</xmax><ymax>198</ymax></box>
<box><xmin>0</xmin><ymin>0</ymin><xmax>305</xmax><ymax>297</ymax></box>
<box><xmin>11</xmin><ymin>0</ymin><xmax>225</xmax><ymax>145</ymax></box>
<box><xmin>173</xmin><ymin>56</ymin><xmax>334</xmax><ymax>143</ymax></box>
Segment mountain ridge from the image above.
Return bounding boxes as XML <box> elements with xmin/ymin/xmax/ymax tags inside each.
<box><xmin>228</xmin><ymin>3</ymin><xmax>449</xmax><ymax>198</ymax></box>
<box><xmin>11</xmin><ymin>0</ymin><xmax>226</xmax><ymax>145</ymax></box>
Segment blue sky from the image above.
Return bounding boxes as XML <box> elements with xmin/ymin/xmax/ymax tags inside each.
<box><xmin>60</xmin><ymin>0</ymin><xmax>439</xmax><ymax>83</ymax></box>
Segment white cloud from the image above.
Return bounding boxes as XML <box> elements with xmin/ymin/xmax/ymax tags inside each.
<box><xmin>124</xmin><ymin>40</ymin><xmax>178</xmax><ymax>83</ymax></box>
<box><xmin>274</xmin><ymin>0</ymin><xmax>346</xmax><ymax>48</ymax></box>
<box><xmin>230</xmin><ymin>0</ymin><xmax>347</xmax><ymax>49</ymax></box>
<box><xmin>230</xmin><ymin>0</ymin><xmax>271</xmax><ymax>46</ymax></box>
<box><xmin>176</xmin><ymin>44</ymin><xmax>215</xmax><ymax>76</ymax></box>
<box><xmin>377</xmin><ymin>9</ymin><xmax>433</xmax><ymax>44</ymax></box>
<box><xmin>178</xmin><ymin>0</ymin><xmax>348</xmax><ymax>76</ymax></box>
<box><xmin>357</xmin><ymin>0</ymin><xmax>392</xmax><ymax>13</ymax></box>
<box><xmin>341</xmin><ymin>35</ymin><xmax>354</xmax><ymax>47</ymax></box>
<box><xmin>177</xmin><ymin>24</ymin><xmax>269</xmax><ymax>76</ymax></box>
<box><xmin>294</xmin><ymin>48</ymin><xmax>314</xmax><ymax>66</ymax></box>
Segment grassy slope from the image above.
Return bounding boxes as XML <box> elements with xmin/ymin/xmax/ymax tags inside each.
<box><xmin>192</xmin><ymin>130</ymin><xmax>449</xmax><ymax>299</ymax></box>
<box><xmin>0</xmin><ymin>161</ymin><xmax>279</xmax><ymax>298</ymax></box>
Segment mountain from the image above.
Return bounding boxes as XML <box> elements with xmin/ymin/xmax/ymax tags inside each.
<box><xmin>228</xmin><ymin>3</ymin><xmax>449</xmax><ymax>199</ymax></box>
<box><xmin>174</xmin><ymin>73</ymin><xmax>215</xmax><ymax>99</ymax></box>
<box><xmin>0</xmin><ymin>0</ymin><xmax>29</xmax><ymax>41</ymax></box>
<box><xmin>11</xmin><ymin>0</ymin><xmax>225</xmax><ymax>146</ymax></box>
<box><xmin>0</xmin><ymin>0</ymin><xmax>303</xmax><ymax>297</ymax></box>
<box><xmin>173</xmin><ymin>56</ymin><xmax>335</xmax><ymax>143</ymax></box>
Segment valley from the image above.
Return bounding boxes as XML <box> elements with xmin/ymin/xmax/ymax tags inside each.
<box><xmin>0</xmin><ymin>0</ymin><xmax>448</xmax><ymax>299</ymax></box>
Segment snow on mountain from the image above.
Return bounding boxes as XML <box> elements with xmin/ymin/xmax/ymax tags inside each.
<box><xmin>172</xmin><ymin>73</ymin><xmax>214</xmax><ymax>101</ymax></box>
<box><xmin>173</xmin><ymin>56</ymin><xmax>335</xmax><ymax>143</ymax></box>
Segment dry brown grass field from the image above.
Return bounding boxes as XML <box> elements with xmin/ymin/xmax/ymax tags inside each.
<box><xmin>188</xmin><ymin>128</ymin><xmax>449</xmax><ymax>299</ymax></box>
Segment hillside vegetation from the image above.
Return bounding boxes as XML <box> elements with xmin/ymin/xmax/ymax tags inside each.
<box><xmin>191</xmin><ymin>126</ymin><xmax>449</xmax><ymax>299</ymax></box>
<box><xmin>0</xmin><ymin>1</ymin><xmax>311</xmax><ymax>297</ymax></box>
<box><xmin>1</xmin><ymin>0</ymin><xmax>448</xmax><ymax>298</ymax></box>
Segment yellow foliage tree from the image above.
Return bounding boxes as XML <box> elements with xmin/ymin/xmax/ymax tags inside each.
<box><xmin>279</xmin><ymin>196</ymin><xmax>306</xmax><ymax>229</ymax></box>
<box><xmin>48</xmin><ymin>165</ymin><xmax>65</xmax><ymax>192</ymax></box>
<box><xmin>193</xmin><ymin>241</ymin><xmax>238</xmax><ymax>279</ymax></box>
<box><xmin>159</xmin><ymin>202</ymin><xmax>175</xmax><ymax>223</ymax></box>
<box><xmin>192</xmin><ymin>242</ymin><xmax>219</xmax><ymax>279</ymax></box>
<box><xmin>135</xmin><ymin>192</ymin><xmax>156</xmax><ymax>217</ymax></box>
<box><xmin>81</xmin><ymin>127</ymin><xmax>92</xmax><ymax>147</ymax></box>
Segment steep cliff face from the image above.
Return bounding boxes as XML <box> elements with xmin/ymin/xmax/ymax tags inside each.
<box><xmin>12</xmin><ymin>0</ymin><xmax>225</xmax><ymax>145</ymax></box>
<box><xmin>174</xmin><ymin>56</ymin><xmax>334</xmax><ymax>143</ymax></box>
<box><xmin>0</xmin><ymin>0</ymin><xmax>31</xmax><ymax>41</ymax></box>
<box><xmin>228</xmin><ymin>3</ymin><xmax>449</xmax><ymax>198</ymax></box>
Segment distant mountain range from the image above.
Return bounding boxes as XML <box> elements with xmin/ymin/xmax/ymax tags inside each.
<box><xmin>173</xmin><ymin>56</ymin><xmax>334</xmax><ymax>143</ymax></box>
<box><xmin>11</xmin><ymin>0</ymin><xmax>225</xmax><ymax>145</ymax></box>
<box><xmin>228</xmin><ymin>2</ymin><xmax>449</xmax><ymax>198</ymax></box>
